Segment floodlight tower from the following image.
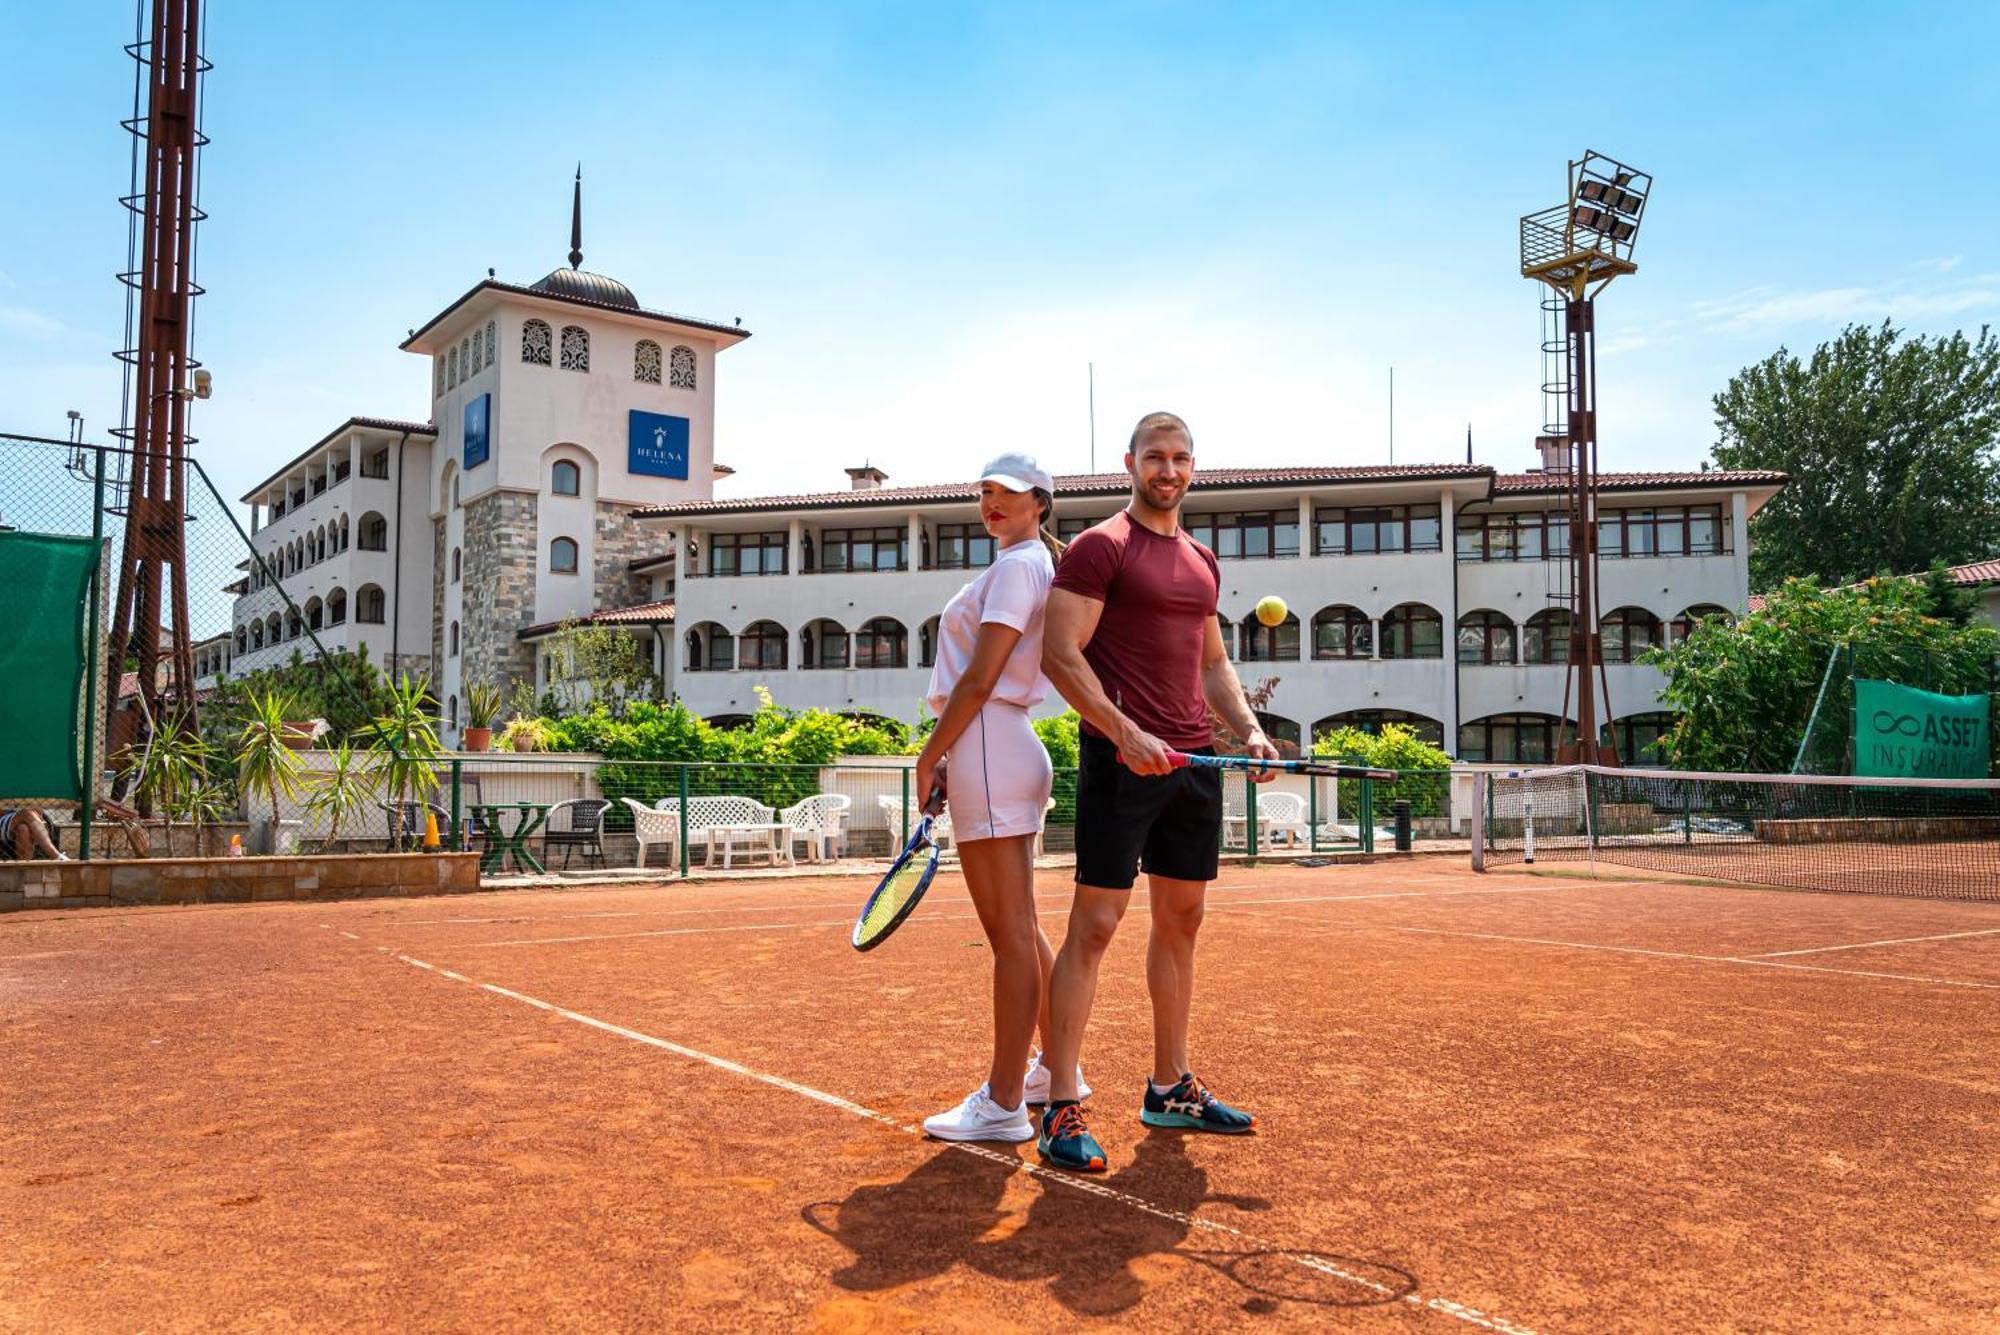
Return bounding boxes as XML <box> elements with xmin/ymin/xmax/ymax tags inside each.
<box><xmin>1519</xmin><ymin>150</ymin><xmax>1652</xmax><ymax>765</ymax></box>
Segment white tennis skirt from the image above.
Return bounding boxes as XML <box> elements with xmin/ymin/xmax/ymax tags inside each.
<box><xmin>944</xmin><ymin>702</ymin><xmax>1054</xmax><ymax>842</ymax></box>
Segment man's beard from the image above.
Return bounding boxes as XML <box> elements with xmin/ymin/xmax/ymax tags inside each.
<box><xmin>1132</xmin><ymin>478</ymin><xmax>1184</xmax><ymax>513</ymax></box>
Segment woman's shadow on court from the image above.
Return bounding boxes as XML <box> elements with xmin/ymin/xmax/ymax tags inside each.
<box><xmin>806</xmin><ymin>1132</ymin><xmax>1331</xmax><ymax>1318</ymax></box>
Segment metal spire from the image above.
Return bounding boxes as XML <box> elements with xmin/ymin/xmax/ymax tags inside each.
<box><xmin>568</xmin><ymin>165</ymin><xmax>583</xmax><ymax>269</ymax></box>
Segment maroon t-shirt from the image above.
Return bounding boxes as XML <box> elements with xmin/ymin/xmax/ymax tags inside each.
<box><xmin>1051</xmin><ymin>510</ymin><xmax>1220</xmax><ymax>749</ymax></box>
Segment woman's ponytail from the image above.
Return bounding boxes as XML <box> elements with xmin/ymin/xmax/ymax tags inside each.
<box><xmin>1033</xmin><ymin>488</ymin><xmax>1065</xmax><ymax>564</ymax></box>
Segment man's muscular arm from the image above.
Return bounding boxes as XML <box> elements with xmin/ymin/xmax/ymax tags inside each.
<box><xmin>1199</xmin><ymin>614</ymin><xmax>1280</xmax><ymax>780</ymax></box>
<box><xmin>1041</xmin><ymin>588</ymin><xmax>1175</xmax><ymax>775</ymax></box>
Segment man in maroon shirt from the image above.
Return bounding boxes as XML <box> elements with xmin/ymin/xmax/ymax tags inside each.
<box><xmin>1035</xmin><ymin>411</ymin><xmax>1280</xmax><ymax>1172</ymax></box>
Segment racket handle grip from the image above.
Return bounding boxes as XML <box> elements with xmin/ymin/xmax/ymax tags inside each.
<box><xmin>1117</xmin><ymin>749</ymin><xmax>1194</xmax><ymax>771</ymax></box>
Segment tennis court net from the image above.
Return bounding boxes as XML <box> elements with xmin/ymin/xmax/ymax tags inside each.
<box><xmin>1474</xmin><ymin>765</ymin><xmax>2000</xmax><ymax>901</ymax></box>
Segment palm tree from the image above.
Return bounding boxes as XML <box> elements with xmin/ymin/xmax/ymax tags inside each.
<box><xmin>369</xmin><ymin>672</ymin><xmax>442</xmax><ymax>847</ymax></box>
<box><xmin>306</xmin><ymin>740</ymin><xmax>381</xmax><ymax>852</ymax></box>
<box><xmin>237</xmin><ymin>689</ymin><xmax>306</xmax><ymax>853</ymax></box>
<box><xmin>118</xmin><ymin>703</ymin><xmax>214</xmax><ymax>856</ymax></box>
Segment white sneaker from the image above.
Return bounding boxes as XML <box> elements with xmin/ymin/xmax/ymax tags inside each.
<box><xmin>1022</xmin><ymin>1052</ymin><xmax>1090</xmax><ymax>1106</ymax></box>
<box><xmin>922</xmin><ymin>1083</ymin><xmax>1034</xmax><ymax>1143</ymax></box>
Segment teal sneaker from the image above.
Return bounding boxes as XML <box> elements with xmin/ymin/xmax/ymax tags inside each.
<box><xmin>1140</xmin><ymin>1073</ymin><xmax>1256</xmax><ymax>1133</ymax></box>
<box><xmin>1037</xmin><ymin>1101</ymin><xmax>1106</xmax><ymax>1172</ymax></box>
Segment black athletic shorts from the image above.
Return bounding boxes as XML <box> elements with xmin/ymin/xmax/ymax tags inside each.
<box><xmin>1074</xmin><ymin>733</ymin><xmax>1222</xmax><ymax>890</ymax></box>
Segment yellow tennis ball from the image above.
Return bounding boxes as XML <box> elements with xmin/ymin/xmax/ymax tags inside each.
<box><xmin>1254</xmin><ymin>595</ymin><xmax>1288</xmax><ymax>627</ymax></box>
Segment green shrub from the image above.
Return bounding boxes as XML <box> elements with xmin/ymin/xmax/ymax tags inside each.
<box><xmin>1309</xmin><ymin>723</ymin><xmax>1451</xmax><ymax>818</ymax></box>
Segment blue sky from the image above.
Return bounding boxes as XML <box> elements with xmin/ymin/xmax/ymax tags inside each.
<box><xmin>3</xmin><ymin>2</ymin><xmax>1996</xmax><ymax>508</ymax></box>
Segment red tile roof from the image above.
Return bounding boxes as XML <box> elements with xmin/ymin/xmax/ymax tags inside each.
<box><xmin>1493</xmin><ymin>469</ymin><xmax>1787</xmax><ymax>494</ymax></box>
<box><xmin>516</xmin><ymin>599</ymin><xmax>676</xmax><ymax>640</ymax></box>
<box><xmin>635</xmin><ymin>463</ymin><xmax>1494</xmax><ymax>519</ymax></box>
<box><xmin>1947</xmin><ymin>557</ymin><xmax>2000</xmax><ymax>585</ymax></box>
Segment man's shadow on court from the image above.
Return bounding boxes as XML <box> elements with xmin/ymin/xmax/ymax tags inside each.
<box><xmin>806</xmin><ymin>1131</ymin><xmax>1408</xmax><ymax>1317</ymax></box>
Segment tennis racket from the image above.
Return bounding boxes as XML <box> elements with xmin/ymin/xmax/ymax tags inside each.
<box><xmin>851</xmin><ymin>780</ymin><xmax>946</xmax><ymax>952</ymax></box>
<box><xmin>1161</xmin><ymin>751</ymin><xmax>1398</xmax><ymax>781</ymax></box>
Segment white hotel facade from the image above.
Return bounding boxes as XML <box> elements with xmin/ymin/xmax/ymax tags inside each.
<box><xmin>216</xmin><ymin>192</ymin><xmax>1786</xmax><ymax>765</ymax></box>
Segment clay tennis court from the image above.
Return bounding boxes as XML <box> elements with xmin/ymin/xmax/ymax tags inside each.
<box><xmin>6</xmin><ymin>859</ymin><xmax>1998</xmax><ymax>1331</ymax></box>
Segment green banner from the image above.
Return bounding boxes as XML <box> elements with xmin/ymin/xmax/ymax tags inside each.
<box><xmin>1853</xmin><ymin>678</ymin><xmax>1991</xmax><ymax>779</ymax></box>
<box><xmin>0</xmin><ymin>531</ymin><xmax>97</xmax><ymax>801</ymax></box>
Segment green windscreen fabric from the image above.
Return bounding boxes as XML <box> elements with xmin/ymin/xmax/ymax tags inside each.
<box><xmin>1854</xmin><ymin>678</ymin><xmax>1992</xmax><ymax>779</ymax></box>
<box><xmin>0</xmin><ymin>532</ymin><xmax>98</xmax><ymax>800</ymax></box>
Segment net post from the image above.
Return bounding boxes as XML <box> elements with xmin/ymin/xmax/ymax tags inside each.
<box><xmin>678</xmin><ymin>764</ymin><xmax>690</xmax><ymax>878</ymax></box>
<box><xmin>449</xmin><ymin>759</ymin><xmax>463</xmax><ymax>848</ymax></box>
<box><xmin>901</xmin><ymin>766</ymin><xmax>910</xmax><ymax>855</ymax></box>
<box><xmin>78</xmin><ymin>446</ymin><xmax>107</xmax><ymax>862</ymax></box>
<box><xmin>1359</xmin><ymin>776</ymin><xmax>1375</xmax><ymax>854</ymax></box>
<box><xmin>1469</xmin><ymin>771</ymin><xmax>1487</xmax><ymax>871</ymax></box>
<box><xmin>1307</xmin><ymin>761</ymin><xmax>1319</xmax><ymax>853</ymax></box>
<box><xmin>1245</xmin><ymin>771</ymin><xmax>1260</xmax><ymax>866</ymax></box>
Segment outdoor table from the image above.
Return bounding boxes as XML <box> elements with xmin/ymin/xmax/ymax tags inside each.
<box><xmin>475</xmin><ymin>802</ymin><xmax>550</xmax><ymax>875</ymax></box>
<box><xmin>705</xmin><ymin>821</ymin><xmax>792</xmax><ymax>870</ymax></box>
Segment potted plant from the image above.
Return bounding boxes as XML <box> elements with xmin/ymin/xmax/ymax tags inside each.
<box><xmin>501</xmin><ymin>716</ymin><xmax>554</xmax><ymax>753</ymax></box>
<box><xmin>238</xmin><ymin>688</ymin><xmax>308</xmax><ymax>854</ymax></box>
<box><xmin>462</xmin><ymin>681</ymin><xmax>502</xmax><ymax>753</ymax></box>
<box><xmin>367</xmin><ymin>672</ymin><xmax>443</xmax><ymax>850</ymax></box>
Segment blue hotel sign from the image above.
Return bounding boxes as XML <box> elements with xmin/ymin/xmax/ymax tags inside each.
<box><xmin>463</xmin><ymin>392</ymin><xmax>491</xmax><ymax>470</ymax></box>
<box><xmin>629</xmin><ymin>410</ymin><xmax>690</xmax><ymax>480</ymax></box>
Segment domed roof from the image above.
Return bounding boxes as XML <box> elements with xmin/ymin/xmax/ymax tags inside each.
<box><xmin>532</xmin><ymin>266</ymin><xmax>639</xmax><ymax>310</ymax></box>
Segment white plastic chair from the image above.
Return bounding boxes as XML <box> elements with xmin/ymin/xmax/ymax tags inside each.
<box><xmin>624</xmin><ymin>798</ymin><xmax>680</xmax><ymax>869</ymax></box>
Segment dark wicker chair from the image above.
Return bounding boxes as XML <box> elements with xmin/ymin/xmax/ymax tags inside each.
<box><xmin>379</xmin><ymin>800</ymin><xmax>481</xmax><ymax>852</ymax></box>
<box><xmin>542</xmin><ymin>797</ymin><xmax>611</xmax><ymax>869</ymax></box>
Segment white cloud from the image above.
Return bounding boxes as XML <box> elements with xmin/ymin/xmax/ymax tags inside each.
<box><xmin>1691</xmin><ymin>274</ymin><xmax>2000</xmax><ymax>332</ymax></box>
<box><xmin>0</xmin><ymin>305</ymin><xmax>68</xmax><ymax>340</ymax></box>
<box><xmin>1913</xmin><ymin>255</ymin><xmax>1964</xmax><ymax>273</ymax></box>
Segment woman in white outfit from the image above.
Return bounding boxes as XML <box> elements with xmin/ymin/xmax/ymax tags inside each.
<box><xmin>916</xmin><ymin>452</ymin><xmax>1089</xmax><ymax>1143</ymax></box>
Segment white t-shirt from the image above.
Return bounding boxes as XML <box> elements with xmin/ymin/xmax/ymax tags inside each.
<box><xmin>925</xmin><ymin>539</ymin><xmax>1055</xmax><ymax>715</ymax></box>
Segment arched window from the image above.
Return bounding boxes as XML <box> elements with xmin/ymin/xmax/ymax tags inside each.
<box><xmin>266</xmin><ymin>613</ymin><xmax>281</xmax><ymax>645</ymax></box>
<box><xmin>1670</xmin><ymin>604</ymin><xmax>1730</xmax><ymax>643</ymax></box>
<box><xmin>1601</xmin><ymin>607</ymin><xmax>1664</xmax><ymax>664</ymax></box>
<box><xmin>1312</xmin><ymin>605</ymin><xmax>1372</xmax><ymax>660</ymax></box>
<box><xmin>450</xmin><ymin>547</ymin><xmax>462</xmax><ymax>583</ymax></box>
<box><xmin>1523</xmin><ymin>608</ymin><xmax>1571</xmax><ymax>664</ymax></box>
<box><xmin>306</xmin><ymin>598</ymin><xmax>323</xmax><ymax>632</ymax></box>
<box><xmin>286</xmin><ymin>609</ymin><xmax>303</xmax><ymax>640</ymax></box>
<box><xmin>434</xmin><ymin>355</ymin><xmax>445</xmax><ymax>398</ymax></box>
<box><xmin>1311</xmin><ymin>711</ymin><xmax>1445</xmax><ymax>748</ymax></box>
<box><xmin>1254</xmin><ymin>712</ymin><xmax>1302</xmax><ymax>752</ymax></box>
<box><xmin>1239</xmin><ymin>610</ymin><xmax>1300</xmax><ymax>661</ymax></box>
<box><xmin>1381</xmin><ymin>603</ymin><xmax>1444</xmax><ymax>659</ymax></box>
<box><xmin>522</xmin><ymin>318</ymin><xmax>552</xmax><ymax>365</ymax></box>
<box><xmin>551</xmin><ymin>460</ymin><xmax>581</xmax><ymax>497</ymax></box>
<box><xmin>1605</xmin><ymin>712</ymin><xmax>1676</xmax><ymax>767</ymax></box>
<box><xmin>669</xmin><ymin>345</ymin><xmax>697</xmax><ymax>390</ymax></box>
<box><xmin>801</xmin><ymin>618</ymin><xmax>849</xmax><ymax>670</ymax></box>
<box><xmin>328</xmin><ymin>588</ymin><xmax>347</xmax><ymax>624</ymax></box>
<box><xmin>1458</xmin><ymin>712</ymin><xmax>1568</xmax><ymax>764</ymax></box>
<box><xmin>447</xmin><ymin>695</ymin><xmax>459</xmax><ymax>731</ymax></box>
<box><xmin>339</xmin><ymin>514</ymin><xmax>350</xmax><ymax>550</ymax></box>
<box><xmin>634</xmin><ymin>339</ymin><xmax>662</xmax><ymax>384</ymax></box>
<box><xmin>854</xmin><ymin>617</ymin><xmax>907</xmax><ymax>669</ymax></box>
<box><xmin>737</xmin><ymin>620</ymin><xmax>787</xmax><ymax>670</ymax></box>
<box><xmin>1456</xmin><ymin>610</ymin><xmax>1516</xmax><ymax>665</ymax></box>
<box><xmin>460</xmin><ymin>336</ymin><xmax>472</xmax><ymax>381</ymax></box>
<box><xmin>449</xmin><ymin>621</ymin><xmax>459</xmax><ymax>657</ymax></box>
<box><xmin>484</xmin><ymin>319</ymin><xmax>496</xmax><ymax>369</ymax></box>
<box><xmin>250</xmin><ymin>622</ymin><xmax>264</xmax><ymax>649</ymax></box>
<box><xmin>356</xmin><ymin>585</ymin><xmax>386</xmax><ymax>624</ymax></box>
<box><xmin>918</xmin><ymin>615</ymin><xmax>940</xmax><ymax>668</ymax></box>
<box><xmin>235</xmin><ymin>626</ymin><xmax>247</xmax><ymax>655</ymax></box>
<box><xmin>549</xmin><ymin>537</ymin><xmax>579</xmax><ymax>574</ymax></box>
<box><xmin>358</xmin><ymin>512</ymin><xmax>388</xmax><ymax>552</ymax></box>
<box><xmin>686</xmin><ymin>622</ymin><xmax>732</xmax><ymax>672</ymax></box>
<box><xmin>451</xmin><ymin>475</ymin><xmax>461</xmax><ymax>506</ymax></box>
<box><xmin>447</xmin><ymin>345</ymin><xmax>459</xmax><ymax>388</ymax></box>
<box><xmin>559</xmin><ymin>324</ymin><xmax>589</xmax><ymax>372</ymax></box>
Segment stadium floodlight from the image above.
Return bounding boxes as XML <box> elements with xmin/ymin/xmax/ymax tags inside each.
<box><xmin>1519</xmin><ymin>150</ymin><xmax>1654</xmax><ymax>766</ymax></box>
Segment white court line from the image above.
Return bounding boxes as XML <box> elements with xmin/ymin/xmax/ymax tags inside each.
<box><xmin>383</xmin><ymin>948</ymin><xmax>1537</xmax><ymax>1335</ymax></box>
<box><xmin>1232</xmin><ymin>911</ymin><xmax>2000</xmax><ymax>993</ymax></box>
<box><xmin>1747</xmin><ymin>926</ymin><xmax>2000</xmax><ymax>959</ymax></box>
<box><xmin>445</xmin><ymin>885</ymin><xmax>1584</xmax><ymax>950</ymax></box>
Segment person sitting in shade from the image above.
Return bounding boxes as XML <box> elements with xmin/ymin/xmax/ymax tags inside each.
<box><xmin>0</xmin><ymin>808</ymin><xmax>68</xmax><ymax>861</ymax></box>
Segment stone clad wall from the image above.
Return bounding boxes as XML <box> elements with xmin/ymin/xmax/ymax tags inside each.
<box><xmin>462</xmin><ymin>489</ymin><xmax>539</xmax><ymax>697</ymax></box>
<box><xmin>594</xmin><ymin>500</ymin><xmax>659</xmax><ymax>610</ymax></box>
<box><xmin>430</xmin><ymin>515</ymin><xmax>447</xmax><ymax>674</ymax></box>
<box><xmin>0</xmin><ymin>852</ymin><xmax>482</xmax><ymax>913</ymax></box>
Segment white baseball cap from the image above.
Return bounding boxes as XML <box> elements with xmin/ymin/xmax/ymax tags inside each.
<box><xmin>976</xmin><ymin>451</ymin><xmax>1054</xmax><ymax>494</ymax></box>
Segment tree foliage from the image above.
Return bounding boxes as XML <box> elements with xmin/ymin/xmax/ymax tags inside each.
<box><xmin>1646</xmin><ymin>576</ymin><xmax>1998</xmax><ymax>774</ymax></box>
<box><xmin>1711</xmin><ymin>321</ymin><xmax>2000</xmax><ymax>591</ymax></box>
<box><xmin>1310</xmin><ymin>722</ymin><xmax>1451</xmax><ymax>818</ymax></box>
